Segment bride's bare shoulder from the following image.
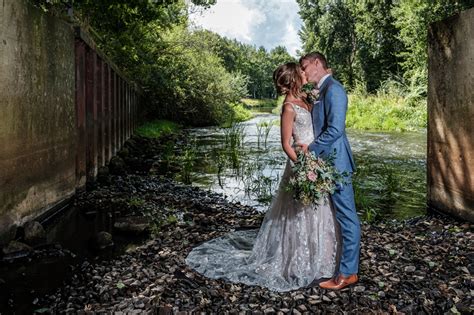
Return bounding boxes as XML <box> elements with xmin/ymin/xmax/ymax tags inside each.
<box><xmin>282</xmin><ymin>102</ymin><xmax>296</xmax><ymax>112</ymax></box>
<box><xmin>281</xmin><ymin>103</ymin><xmax>296</xmax><ymax>123</ymax></box>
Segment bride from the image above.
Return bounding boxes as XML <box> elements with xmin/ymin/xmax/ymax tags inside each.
<box><xmin>185</xmin><ymin>62</ymin><xmax>338</xmax><ymax>292</ymax></box>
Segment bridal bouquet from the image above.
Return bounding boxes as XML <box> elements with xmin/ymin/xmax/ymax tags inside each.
<box><xmin>286</xmin><ymin>151</ymin><xmax>347</xmax><ymax>206</ymax></box>
<box><xmin>301</xmin><ymin>83</ymin><xmax>319</xmax><ymax>104</ymax></box>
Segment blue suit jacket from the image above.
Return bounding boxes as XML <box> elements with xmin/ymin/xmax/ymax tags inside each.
<box><xmin>308</xmin><ymin>76</ymin><xmax>356</xmax><ymax>173</ymax></box>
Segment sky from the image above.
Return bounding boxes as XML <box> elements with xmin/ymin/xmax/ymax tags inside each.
<box><xmin>189</xmin><ymin>0</ymin><xmax>303</xmax><ymax>56</ymax></box>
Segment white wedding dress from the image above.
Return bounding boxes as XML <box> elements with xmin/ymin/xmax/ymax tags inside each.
<box><xmin>186</xmin><ymin>103</ymin><xmax>338</xmax><ymax>292</ymax></box>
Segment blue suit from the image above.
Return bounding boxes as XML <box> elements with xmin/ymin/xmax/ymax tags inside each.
<box><xmin>308</xmin><ymin>75</ymin><xmax>360</xmax><ymax>276</ymax></box>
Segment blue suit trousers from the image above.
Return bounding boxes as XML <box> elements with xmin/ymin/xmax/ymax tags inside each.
<box><xmin>332</xmin><ymin>177</ymin><xmax>360</xmax><ymax>276</ymax></box>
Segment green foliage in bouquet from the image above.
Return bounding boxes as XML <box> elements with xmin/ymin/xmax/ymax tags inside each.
<box><xmin>301</xmin><ymin>83</ymin><xmax>319</xmax><ymax>104</ymax></box>
<box><xmin>286</xmin><ymin>151</ymin><xmax>348</xmax><ymax>206</ymax></box>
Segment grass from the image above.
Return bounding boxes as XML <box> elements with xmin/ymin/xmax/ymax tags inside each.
<box><xmin>270</xmin><ymin>92</ymin><xmax>426</xmax><ymax>132</ymax></box>
<box><xmin>268</xmin><ymin>76</ymin><xmax>427</xmax><ymax>132</ymax></box>
<box><xmin>135</xmin><ymin>119</ymin><xmax>181</xmax><ymax>138</ymax></box>
<box><xmin>347</xmin><ymin>93</ymin><xmax>427</xmax><ymax>132</ymax></box>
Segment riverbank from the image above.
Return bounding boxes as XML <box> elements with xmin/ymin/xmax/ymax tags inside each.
<box><xmin>265</xmin><ymin>92</ymin><xmax>426</xmax><ymax>133</ymax></box>
<box><xmin>27</xmin><ymin>134</ymin><xmax>471</xmax><ymax>314</ymax></box>
<box><xmin>346</xmin><ymin>93</ymin><xmax>426</xmax><ymax>132</ymax></box>
<box><xmin>242</xmin><ymin>98</ymin><xmax>281</xmax><ymax>109</ymax></box>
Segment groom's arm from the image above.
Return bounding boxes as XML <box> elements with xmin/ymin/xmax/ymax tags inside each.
<box><xmin>308</xmin><ymin>85</ymin><xmax>348</xmax><ymax>156</ymax></box>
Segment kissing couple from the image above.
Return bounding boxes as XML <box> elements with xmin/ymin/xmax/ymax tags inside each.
<box><xmin>186</xmin><ymin>52</ymin><xmax>361</xmax><ymax>292</ymax></box>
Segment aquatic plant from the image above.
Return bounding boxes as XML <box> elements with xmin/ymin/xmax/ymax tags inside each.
<box><xmin>256</xmin><ymin>120</ymin><xmax>276</xmax><ymax>149</ymax></box>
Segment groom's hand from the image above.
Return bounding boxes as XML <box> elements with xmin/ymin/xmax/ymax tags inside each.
<box><xmin>297</xmin><ymin>143</ymin><xmax>309</xmax><ymax>153</ymax></box>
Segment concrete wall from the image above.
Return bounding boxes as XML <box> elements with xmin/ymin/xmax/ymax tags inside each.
<box><xmin>0</xmin><ymin>0</ymin><xmax>76</xmax><ymax>241</ymax></box>
<box><xmin>428</xmin><ymin>7</ymin><xmax>474</xmax><ymax>222</ymax></box>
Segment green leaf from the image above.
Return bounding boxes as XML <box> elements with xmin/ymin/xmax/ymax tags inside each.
<box><xmin>450</xmin><ymin>305</ymin><xmax>461</xmax><ymax>315</ymax></box>
<box><xmin>116</xmin><ymin>282</ymin><xmax>126</xmax><ymax>289</ymax></box>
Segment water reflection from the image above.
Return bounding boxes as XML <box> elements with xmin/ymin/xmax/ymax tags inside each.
<box><xmin>186</xmin><ymin>112</ymin><xmax>427</xmax><ymax>220</ymax></box>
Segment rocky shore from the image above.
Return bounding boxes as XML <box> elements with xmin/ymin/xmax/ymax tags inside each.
<box><xmin>16</xmin><ymin>135</ymin><xmax>474</xmax><ymax>313</ymax></box>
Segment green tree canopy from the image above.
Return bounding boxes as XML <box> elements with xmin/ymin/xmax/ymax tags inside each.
<box><xmin>297</xmin><ymin>0</ymin><xmax>474</xmax><ymax>93</ymax></box>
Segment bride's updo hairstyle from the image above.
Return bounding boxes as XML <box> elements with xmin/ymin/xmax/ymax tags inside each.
<box><xmin>273</xmin><ymin>62</ymin><xmax>304</xmax><ymax>97</ymax></box>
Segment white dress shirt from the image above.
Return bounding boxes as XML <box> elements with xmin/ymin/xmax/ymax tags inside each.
<box><xmin>317</xmin><ymin>74</ymin><xmax>331</xmax><ymax>88</ymax></box>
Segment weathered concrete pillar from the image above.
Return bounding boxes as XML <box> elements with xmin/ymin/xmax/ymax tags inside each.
<box><xmin>0</xmin><ymin>0</ymin><xmax>76</xmax><ymax>242</ymax></box>
<box><xmin>428</xmin><ymin>7</ymin><xmax>474</xmax><ymax>222</ymax></box>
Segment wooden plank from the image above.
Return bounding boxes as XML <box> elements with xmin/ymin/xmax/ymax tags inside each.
<box><xmin>126</xmin><ymin>84</ymin><xmax>130</xmax><ymax>139</ymax></box>
<box><xmin>85</xmin><ymin>48</ymin><xmax>97</xmax><ymax>181</ymax></box>
<box><xmin>96</xmin><ymin>56</ymin><xmax>103</xmax><ymax>167</ymax></box>
<box><xmin>75</xmin><ymin>39</ymin><xmax>87</xmax><ymax>188</ymax></box>
<box><xmin>104</xmin><ymin>64</ymin><xmax>111</xmax><ymax>162</ymax></box>
<box><xmin>112</xmin><ymin>71</ymin><xmax>117</xmax><ymax>155</ymax></box>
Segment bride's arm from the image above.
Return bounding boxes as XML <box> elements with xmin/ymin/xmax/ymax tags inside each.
<box><xmin>280</xmin><ymin>103</ymin><xmax>298</xmax><ymax>162</ymax></box>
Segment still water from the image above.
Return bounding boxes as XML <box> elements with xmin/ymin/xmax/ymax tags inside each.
<box><xmin>186</xmin><ymin>112</ymin><xmax>426</xmax><ymax>221</ymax></box>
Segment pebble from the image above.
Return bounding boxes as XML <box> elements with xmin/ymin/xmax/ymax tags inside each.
<box><xmin>20</xmin><ymin>135</ymin><xmax>471</xmax><ymax>314</ymax></box>
<box><xmin>293</xmin><ymin>294</ymin><xmax>305</xmax><ymax>301</ymax></box>
<box><xmin>354</xmin><ymin>285</ymin><xmax>366</xmax><ymax>293</ymax></box>
<box><xmin>297</xmin><ymin>304</ymin><xmax>307</xmax><ymax>312</ymax></box>
<box><xmin>404</xmin><ymin>265</ymin><xmax>416</xmax><ymax>273</ymax></box>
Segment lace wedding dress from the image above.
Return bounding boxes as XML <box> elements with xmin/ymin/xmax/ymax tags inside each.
<box><xmin>186</xmin><ymin>103</ymin><xmax>338</xmax><ymax>292</ymax></box>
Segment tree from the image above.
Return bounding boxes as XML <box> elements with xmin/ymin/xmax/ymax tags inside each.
<box><xmin>191</xmin><ymin>31</ymin><xmax>294</xmax><ymax>99</ymax></box>
<box><xmin>297</xmin><ymin>0</ymin><xmax>474</xmax><ymax>93</ymax></box>
<box><xmin>392</xmin><ymin>0</ymin><xmax>474</xmax><ymax>94</ymax></box>
<box><xmin>297</xmin><ymin>0</ymin><xmax>357</xmax><ymax>88</ymax></box>
<box><xmin>351</xmin><ymin>0</ymin><xmax>402</xmax><ymax>92</ymax></box>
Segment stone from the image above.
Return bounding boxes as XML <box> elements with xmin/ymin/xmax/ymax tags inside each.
<box><xmin>2</xmin><ymin>240</ymin><xmax>32</xmax><ymax>255</ymax></box>
<box><xmin>114</xmin><ymin>216</ymin><xmax>150</xmax><ymax>234</ymax></box>
<box><xmin>117</xmin><ymin>147</ymin><xmax>130</xmax><ymax>158</ymax></box>
<box><xmin>109</xmin><ymin>156</ymin><xmax>126</xmax><ymax>175</ymax></box>
<box><xmin>0</xmin><ymin>216</ymin><xmax>18</xmax><ymax>246</ymax></box>
<box><xmin>404</xmin><ymin>265</ymin><xmax>416</xmax><ymax>273</ymax></box>
<box><xmin>95</xmin><ymin>231</ymin><xmax>114</xmax><ymax>249</ymax></box>
<box><xmin>354</xmin><ymin>286</ymin><xmax>366</xmax><ymax>293</ymax></box>
<box><xmin>97</xmin><ymin>166</ymin><xmax>111</xmax><ymax>184</ymax></box>
<box><xmin>297</xmin><ymin>305</ymin><xmax>307</xmax><ymax>312</ymax></box>
<box><xmin>23</xmin><ymin>221</ymin><xmax>46</xmax><ymax>246</ymax></box>
<box><xmin>293</xmin><ymin>294</ymin><xmax>305</xmax><ymax>301</ymax></box>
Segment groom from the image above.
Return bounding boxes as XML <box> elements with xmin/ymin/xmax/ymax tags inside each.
<box><xmin>299</xmin><ymin>52</ymin><xmax>360</xmax><ymax>290</ymax></box>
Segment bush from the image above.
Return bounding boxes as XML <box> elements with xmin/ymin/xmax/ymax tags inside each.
<box><xmin>150</xmin><ymin>26</ymin><xmax>248</xmax><ymax>126</ymax></box>
<box><xmin>226</xmin><ymin>102</ymin><xmax>253</xmax><ymax>125</ymax></box>
<box><xmin>135</xmin><ymin>120</ymin><xmax>181</xmax><ymax>138</ymax></box>
<box><xmin>241</xmin><ymin>98</ymin><xmax>278</xmax><ymax>108</ymax></box>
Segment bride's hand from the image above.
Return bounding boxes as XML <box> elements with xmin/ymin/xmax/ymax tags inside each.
<box><xmin>296</xmin><ymin>143</ymin><xmax>309</xmax><ymax>153</ymax></box>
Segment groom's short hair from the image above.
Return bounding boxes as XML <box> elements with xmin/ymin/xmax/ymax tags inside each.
<box><xmin>299</xmin><ymin>52</ymin><xmax>328</xmax><ymax>69</ymax></box>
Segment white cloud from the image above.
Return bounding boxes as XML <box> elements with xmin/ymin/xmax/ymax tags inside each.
<box><xmin>189</xmin><ymin>0</ymin><xmax>302</xmax><ymax>56</ymax></box>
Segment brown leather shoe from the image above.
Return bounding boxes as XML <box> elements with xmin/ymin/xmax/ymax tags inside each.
<box><xmin>319</xmin><ymin>274</ymin><xmax>358</xmax><ymax>290</ymax></box>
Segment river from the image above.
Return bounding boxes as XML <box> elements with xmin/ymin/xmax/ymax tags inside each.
<box><xmin>186</xmin><ymin>112</ymin><xmax>427</xmax><ymax>221</ymax></box>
